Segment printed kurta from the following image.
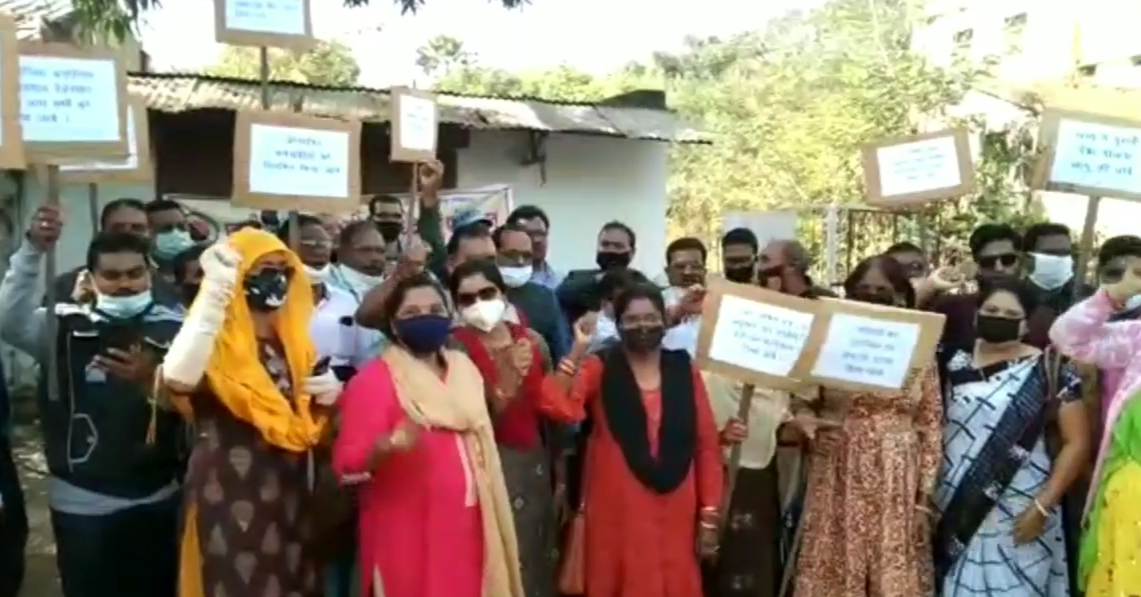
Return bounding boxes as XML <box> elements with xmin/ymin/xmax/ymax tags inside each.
<box><xmin>793</xmin><ymin>364</ymin><xmax>941</xmax><ymax>597</ymax></box>
<box><xmin>332</xmin><ymin>359</ymin><xmax>483</xmax><ymax>597</ymax></box>
<box><xmin>538</xmin><ymin>355</ymin><xmax>722</xmax><ymax>597</ymax></box>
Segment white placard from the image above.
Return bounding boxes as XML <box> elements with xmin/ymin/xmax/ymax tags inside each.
<box><xmin>810</xmin><ymin>313</ymin><xmax>920</xmax><ymax>389</ymax></box>
<box><xmin>19</xmin><ymin>55</ymin><xmax>120</xmax><ymax>143</ymax></box>
<box><xmin>1049</xmin><ymin>119</ymin><xmax>1141</xmax><ymax>195</ymax></box>
<box><xmin>60</xmin><ymin>108</ymin><xmax>137</xmax><ymax>171</ymax></box>
<box><xmin>707</xmin><ymin>295</ymin><xmax>816</xmax><ymax>377</ymax></box>
<box><xmin>225</xmin><ymin>0</ymin><xmax>307</xmax><ymax>35</ymax></box>
<box><xmin>398</xmin><ymin>94</ymin><xmax>437</xmax><ymax>152</ymax></box>
<box><xmin>248</xmin><ymin>123</ymin><xmax>350</xmax><ymax>198</ymax></box>
<box><xmin>876</xmin><ymin>135</ymin><xmax>962</xmax><ymax>197</ymax></box>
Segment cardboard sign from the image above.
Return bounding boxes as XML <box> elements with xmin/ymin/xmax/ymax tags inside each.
<box><xmin>805</xmin><ymin>298</ymin><xmax>944</xmax><ymax>393</ymax></box>
<box><xmin>231</xmin><ymin>110</ymin><xmax>362</xmax><ymax>213</ymax></box>
<box><xmin>17</xmin><ymin>43</ymin><xmax>129</xmax><ymax>163</ymax></box>
<box><xmin>213</xmin><ymin>0</ymin><xmax>315</xmax><ymax>51</ymax></box>
<box><xmin>695</xmin><ymin>278</ymin><xmax>820</xmax><ymax>392</ymax></box>
<box><xmin>1034</xmin><ymin>108</ymin><xmax>1141</xmax><ymax>201</ymax></box>
<box><xmin>59</xmin><ymin>98</ymin><xmax>151</xmax><ymax>182</ymax></box>
<box><xmin>861</xmin><ymin>128</ymin><xmax>976</xmax><ymax>207</ymax></box>
<box><xmin>0</xmin><ymin>16</ymin><xmax>25</xmax><ymax>170</ymax></box>
<box><xmin>389</xmin><ymin>87</ymin><xmax>438</xmax><ymax>163</ymax></box>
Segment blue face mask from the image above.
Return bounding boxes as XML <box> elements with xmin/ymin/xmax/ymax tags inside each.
<box><xmin>393</xmin><ymin>315</ymin><xmax>452</xmax><ymax>354</ymax></box>
<box><xmin>153</xmin><ymin>230</ymin><xmax>194</xmax><ymax>260</ymax></box>
<box><xmin>95</xmin><ymin>290</ymin><xmax>154</xmax><ymax>319</ymax></box>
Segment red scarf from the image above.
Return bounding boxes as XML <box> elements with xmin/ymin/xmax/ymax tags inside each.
<box><xmin>452</xmin><ymin>322</ymin><xmax>543</xmax><ymax>450</ymax></box>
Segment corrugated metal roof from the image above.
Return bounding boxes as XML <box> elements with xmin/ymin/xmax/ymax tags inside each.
<box><xmin>128</xmin><ymin>73</ymin><xmax>710</xmax><ymax>143</ymax></box>
<box><xmin>0</xmin><ymin>0</ymin><xmax>73</xmax><ymax>39</ymax></box>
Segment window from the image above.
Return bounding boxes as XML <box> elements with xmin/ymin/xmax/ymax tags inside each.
<box><xmin>1003</xmin><ymin>12</ymin><xmax>1028</xmax><ymax>54</ymax></box>
<box><xmin>952</xmin><ymin>28</ymin><xmax>973</xmax><ymax>60</ymax></box>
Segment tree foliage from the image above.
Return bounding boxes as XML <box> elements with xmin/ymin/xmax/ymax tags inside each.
<box><xmin>420</xmin><ymin>0</ymin><xmax>1043</xmax><ymax>278</ymax></box>
<box><xmin>204</xmin><ymin>41</ymin><xmax>361</xmax><ymax>87</ymax></box>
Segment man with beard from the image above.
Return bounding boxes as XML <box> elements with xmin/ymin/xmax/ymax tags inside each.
<box><xmin>1022</xmin><ymin>222</ymin><xmax>1094</xmax><ymax>347</ymax></box>
<box><xmin>368</xmin><ymin>160</ymin><xmax>447</xmax><ymax>273</ymax></box>
<box><xmin>722</xmin><ymin>228</ymin><xmax>759</xmax><ymax>284</ymax></box>
<box><xmin>556</xmin><ymin>221</ymin><xmax>636</xmax><ymax>324</ymax></box>
<box><xmin>1</xmin><ymin>208</ymin><xmax>184</xmax><ymax>597</ymax></box>
<box><xmin>506</xmin><ymin>205</ymin><xmax>562</xmax><ymax>289</ymax></box>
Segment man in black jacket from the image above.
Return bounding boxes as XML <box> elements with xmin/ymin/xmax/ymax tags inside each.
<box><xmin>555</xmin><ymin>220</ymin><xmax>637</xmax><ymax>325</ymax></box>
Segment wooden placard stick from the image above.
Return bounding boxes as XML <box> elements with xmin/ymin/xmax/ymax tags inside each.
<box><xmin>44</xmin><ymin>166</ymin><xmax>61</xmax><ymax>401</ymax></box>
<box><xmin>1072</xmin><ymin>196</ymin><xmax>1101</xmax><ymax>303</ymax></box>
<box><xmin>721</xmin><ymin>382</ymin><xmax>756</xmax><ymax>514</ymax></box>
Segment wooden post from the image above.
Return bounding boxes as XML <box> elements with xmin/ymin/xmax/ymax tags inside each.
<box><xmin>256</xmin><ymin>46</ymin><xmax>300</xmax><ymax>248</ymax></box>
<box><xmin>407</xmin><ymin>163</ymin><xmax>420</xmax><ymax>246</ymax></box>
<box><xmin>1072</xmin><ymin>196</ymin><xmax>1101</xmax><ymax>303</ymax></box>
<box><xmin>86</xmin><ymin>182</ymin><xmax>99</xmax><ymax>232</ymax></box>
<box><xmin>722</xmin><ymin>384</ymin><xmax>755</xmax><ymax>502</ymax></box>
<box><xmin>44</xmin><ymin>165</ymin><xmax>61</xmax><ymax>401</ymax></box>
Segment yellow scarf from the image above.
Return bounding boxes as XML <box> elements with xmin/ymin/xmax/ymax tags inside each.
<box><xmin>382</xmin><ymin>346</ymin><xmax>524</xmax><ymax>597</ymax></box>
<box><xmin>200</xmin><ymin>228</ymin><xmax>325</xmax><ymax>452</ymax></box>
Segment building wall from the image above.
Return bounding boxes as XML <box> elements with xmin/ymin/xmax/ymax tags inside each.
<box><xmin>456</xmin><ymin>131</ymin><xmax>669</xmax><ymax>276</ymax></box>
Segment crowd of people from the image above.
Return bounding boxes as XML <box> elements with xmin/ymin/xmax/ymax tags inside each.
<box><xmin>0</xmin><ymin>165</ymin><xmax>1139</xmax><ymax>597</ymax></box>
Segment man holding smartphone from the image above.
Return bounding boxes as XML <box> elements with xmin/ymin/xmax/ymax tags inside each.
<box><xmin>0</xmin><ymin>206</ymin><xmax>185</xmax><ymax>597</ymax></box>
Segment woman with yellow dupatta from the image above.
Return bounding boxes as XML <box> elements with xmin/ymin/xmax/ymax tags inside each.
<box><xmin>159</xmin><ymin>229</ymin><xmax>342</xmax><ymax>597</ymax></box>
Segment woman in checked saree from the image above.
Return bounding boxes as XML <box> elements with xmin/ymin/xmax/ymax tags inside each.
<box><xmin>935</xmin><ymin>275</ymin><xmax>1090</xmax><ymax>597</ymax></box>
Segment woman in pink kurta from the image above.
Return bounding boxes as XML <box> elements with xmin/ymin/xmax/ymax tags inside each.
<box><xmin>332</xmin><ymin>272</ymin><xmax>524</xmax><ymax>597</ymax></box>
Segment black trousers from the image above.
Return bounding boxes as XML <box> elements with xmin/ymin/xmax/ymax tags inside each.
<box><xmin>0</xmin><ymin>439</ymin><xmax>28</xmax><ymax>597</ymax></box>
<box><xmin>51</xmin><ymin>495</ymin><xmax>180</xmax><ymax>597</ymax></box>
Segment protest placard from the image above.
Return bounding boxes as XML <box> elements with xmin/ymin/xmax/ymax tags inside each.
<box><xmin>389</xmin><ymin>87</ymin><xmax>438</xmax><ymax>163</ymax></box>
<box><xmin>695</xmin><ymin>277</ymin><xmax>821</xmax><ymax>392</ymax></box>
<box><xmin>806</xmin><ymin>298</ymin><xmax>945</xmax><ymax>393</ymax></box>
<box><xmin>1034</xmin><ymin>108</ymin><xmax>1141</xmax><ymax>201</ymax></box>
<box><xmin>0</xmin><ymin>16</ymin><xmax>25</xmax><ymax>170</ymax></box>
<box><xmin>231</xmin><ymin>111</ymin><xmax>361</xmax><ymax>213</ymax></box>
<box><xmin>213</xmin><ymin>0</ymin><xmax>315</xmax><ymax>50</ymax></box>
<box><xmin>861</xmin><ymin>128</ymin><xmax>976</xmax><ymax>207</ymax></box>
<box><xmin>60</xmin><ymin>98</ymin><xmax>151</xmax><ymax>182</ymax></box>
<box><xmin>17</xmin><ymin>43</ymin><xmax>128</xmax><ymax>163</ymax></box>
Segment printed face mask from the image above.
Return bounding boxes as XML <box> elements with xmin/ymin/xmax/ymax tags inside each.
<box><xmin>976</xmin><ymin>314</ymin><xmax>1022</xmax><ymax>344</ymax></box>
<box><xmin>95</xmin><ymin>290</ymin><xmax>154</xmax><ymax>319</ymax></box>
<box><xmin>244</xmin><ymin>269</ymin><xmax>290</xmax><ymax>312</ymax></box>
<box><xmin>154</xmin><ymin>230</ymin><xmax>195</xmax><ymax>260</ymax></box>
<box><xmin>1028</xmin><ymin>253</ymin><xmax>1074</xmax><ymax>291</ymax></box>
<box><xmin>619</xmin><ymin>324</ymin><xmax>665</xmax><ymax>353</ymax></box>
<box><xmin>499</xmin><ymin>265</ymin><xmax>534</xmax><ymax>288</ymax></box>
<box><xmin>461</xmin><ymin>298</ymin><xmax>508</xmax><ymax>332</ymax></box>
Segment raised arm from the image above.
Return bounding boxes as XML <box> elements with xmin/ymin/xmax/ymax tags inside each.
<box><xmin>691</xmin><ymin>366</ymin><xmax>724</xmax><ymax>511</ymax></box>
<box><xmin>912</xmin><ymin>363</ymin><xmax>943</xmax><ymax>498</ymax></box>
<box><xmin>160</xmin><ymin>243</ymin><xmax>238</xmax><ymax>394</ymax></box>
<box><xmin>538</xmin><ymin>314</ymin><xmax>600</xmax><ymax>424</ymax></box>
<box><xmin>0</xmin><ymin>239</ymin><xmax>49</xmax><ymax>358</ymax></box>
<box><xmin>356</xmin><ymin>244</ymin><xmax>428</xmax><ymax>330</ymax></box>
<box><xmin>1049</xmin><ymin>289</ymin><xmax>1141</xmax><ymax>369</ymax></box>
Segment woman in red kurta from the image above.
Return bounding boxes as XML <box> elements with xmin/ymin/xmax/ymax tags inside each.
<box><xmin>540</xmin><ymin>282</ymin><xmax>723</xmax><ymax>597</ymax></box>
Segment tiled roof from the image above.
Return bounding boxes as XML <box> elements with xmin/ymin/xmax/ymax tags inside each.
<box><xmin>0</xmin><ymin>0</ymin><xmax>73</xmax><ymax>39</ymax></box>
<box><xmin>128</xmin><ymin>72</ymin><xmax>710</xmax><ymax>143</ymax></box>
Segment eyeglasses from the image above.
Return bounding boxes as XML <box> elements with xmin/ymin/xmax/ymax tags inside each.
<box><xmin>456</xmin><ymin>287</ymin><xmax>500</xmax><ymax>307</ymax></box>
<box><xmin>977</xmin><ymin>253</ymin><xmax>1018</xmax><ymax>270</ymax></box>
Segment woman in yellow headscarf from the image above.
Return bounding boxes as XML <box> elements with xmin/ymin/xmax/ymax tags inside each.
<box><xmin>159</xmin><ymin>229</ymin><xmax>341</xmax><ymax>597</ymax></box>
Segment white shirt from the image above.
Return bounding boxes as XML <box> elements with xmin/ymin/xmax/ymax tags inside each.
<box><xmin>310</xmin><ymin>284</ymin><xmax>372</xmax><ymax>368</ymax></box>
<box><xmin>662</xmin><ymin>286</ymin><xmax>700</xmax><ymax>357</ymax></box>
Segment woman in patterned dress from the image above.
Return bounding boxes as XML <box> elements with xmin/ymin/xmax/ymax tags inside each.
<box><xmin>159</xmin><ymin>230</ymin><xmax>342</xmax><ymax>597</ymax></box>
<box><xmin>935</xmin><ymin>275</ymin><xmax>1089</xmax><ymax>596</ymax></box>
<box><xmin>447</xmin><ymin>259</ymin><xmax>555</xmax><ymax>597</ymax></box>
<box><xmin>793</xmin><ymin>256</ymin><xmax>942</xmax><ymax>597</ymax></box>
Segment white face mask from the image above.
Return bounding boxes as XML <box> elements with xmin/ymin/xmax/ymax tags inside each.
<box><xmin>1123</xmin><ymin>295</ymin><xmax>1141</xmax><ymax>312</ymax></box>
<box><xmin>336</xmin><ymin>264</ymin><xmax>384</xmax><ymax>295</ymax></box>
<box><xmin>95</xmin><ymin>290</ymin><xmax>153</xmax><ymax>319</ymax></box>
<box><xmin>595</xmin><ymin>314</ymin><xmax>618</xmax><ymax>339</ymax></box>
<box><xmin>1029</xmin><ymin>253</ymin><xmax>1074</xmax><ymax>290</ymax></box>
<box><xmin>304</xmin><ymin>263</ymin><xmax>331</xmax><ymax>284</ymax></box>
<box><xmin>461</xmin><ymin>298</ymin><xmax>508</xmax><ymax>332</ymax></box>
<box><xmin>499</xmin><ymin>265</ymin><xmax>533</xmax><ymax>288</ymax></box>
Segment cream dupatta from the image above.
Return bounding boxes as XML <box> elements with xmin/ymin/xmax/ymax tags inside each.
<box><xmin>381</xmin><ymin>346</ymin><xmax>524</xmax><ymax>597</ymax></box>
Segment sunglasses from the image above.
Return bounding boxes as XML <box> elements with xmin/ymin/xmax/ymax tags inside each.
<box><xmin>977</xmin><ymin>253</ymin><xmax>1018</xmax><ymax>270</ymax></box>
<box><xmin>456</xmin><ymin>286</ymin><xmax>499</xmax><ymax>307</ymax></box>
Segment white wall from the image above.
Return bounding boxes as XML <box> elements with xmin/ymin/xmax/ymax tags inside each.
<box><xmin>457</xmin><ymin>131</ymin><xmax>669</xmax><ymax>277</ymax></box>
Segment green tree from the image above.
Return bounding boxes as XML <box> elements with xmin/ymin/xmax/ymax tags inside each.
<box><xmin>416</xmin><ymin>34</ymin><xmax>474</xmax><ymax>78</ymax></box>
<box><xmin>204</xmin><ymin>41</ymin><xmax>361</xmax><ymax>86</ymax></box>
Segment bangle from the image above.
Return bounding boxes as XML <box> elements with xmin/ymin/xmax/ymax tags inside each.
<box><xmin>698</xmin><ymin>520</ymin><xmax>718</xmax><ymax>530</ymax></box>
<box><xmin>1033</xmin><ymin>498</ymin><xmax>1050</xmax><ymax>517</ymax></box>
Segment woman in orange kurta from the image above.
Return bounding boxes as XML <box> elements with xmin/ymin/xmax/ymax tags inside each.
<box><xmin>540</xmin><ymin>282</ymin><xmax>723</xmax><ymax>597</ymax></box>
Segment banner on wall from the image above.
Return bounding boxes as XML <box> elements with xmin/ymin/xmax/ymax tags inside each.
<box><xmin>391</xmin><ymin>184</ymin><xmax>515</xmax><ymax>235</ymax></box>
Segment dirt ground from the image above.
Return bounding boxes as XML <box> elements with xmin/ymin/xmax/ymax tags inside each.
<box><xmin>11</xmin><ymin>422</ymin><xmax>62</xmax><ymax>597</ymax></box>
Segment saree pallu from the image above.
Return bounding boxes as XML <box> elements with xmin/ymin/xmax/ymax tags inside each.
<box><xmin>500</xmin><ymin>445</ymin><xmax>557</xmax><ymax>597</ymax></box>
<box><xmin>935</xmin><ymin>350</ymin><xmax>1075</xmax><ymax>596</ymax></box>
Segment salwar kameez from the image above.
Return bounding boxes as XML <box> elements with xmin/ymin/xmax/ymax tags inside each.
<box><xmin>793</xmin><ymin>365</ymin><xmax>941</xmax><ymax>597</ymax></box>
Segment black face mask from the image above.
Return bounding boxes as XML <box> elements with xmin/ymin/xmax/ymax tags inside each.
<box><xmin>620</xmin><ymin>325</ymin><xmax>665</xmax><ymax>353</ymax></box>
<box><xmin>724</xmin><ymin>266</ymin><xmax>754</xmax><ymax>284</ymax></box>
<box><xmin>596</xmin><ymin>251</ymin><xmax>632</xmax><ymax>271</ymax></box>
<box><xmin>850</xmin><ymin>291</ymin><xmax>896</xmax><ymax>306</ymax></box>
<box><xmin>181</xmin><ymin>283</ymin><xmax>200</xmax><ymax>306</ymax></box>
<box><xmin>244</xmin><ymin>269</ymin><xmax>290</xmax><ymax>312</ymax></box>
<box><xmin>374</xmin><ymin>221</ymin><xmax>403</xmax><ymax>243</ymax></box>
<box><xmin>976</xmin><ymin>314</ymin><xmax>1022</xmax><ymax>344</ymax></box>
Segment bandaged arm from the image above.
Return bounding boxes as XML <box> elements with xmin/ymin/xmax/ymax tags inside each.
<box><xmin>161</xmin><ymin>274</ymin><xmax>233</xmax><ymax>392</ymax></box>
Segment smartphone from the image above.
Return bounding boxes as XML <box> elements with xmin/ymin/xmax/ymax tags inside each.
<box><xmin>96</xmin><ymin>321</ymin><xmax>142</xmax><ymax>355</ymax></box>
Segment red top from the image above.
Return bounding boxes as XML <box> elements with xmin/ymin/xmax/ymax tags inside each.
<box><xmin>451</xmin><ymin>322</ymin><xmax>543</xmax><ymax>450</ymax></box>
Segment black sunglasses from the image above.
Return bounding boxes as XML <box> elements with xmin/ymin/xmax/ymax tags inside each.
<box><xmin>977</xmin><ymin>253</ymin><xmax>1018</xmax><ymax>270</ymax></box>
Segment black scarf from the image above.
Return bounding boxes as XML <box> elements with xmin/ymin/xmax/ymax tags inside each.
<box><xmin>599</xmin><ymin>346</ymin><xmax>696</xmax><ymax>494</ymax></box>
